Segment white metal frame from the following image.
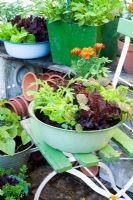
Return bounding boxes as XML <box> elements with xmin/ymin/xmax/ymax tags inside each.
<box><xmin>34</xmin><ymin>155</ymin><xmax>133</xmax><ymax>200</ymax></box>
<box><xmin>113</xmin><ymin>36</ymin><xmax>133</xmax><ymax>132</ymax></box>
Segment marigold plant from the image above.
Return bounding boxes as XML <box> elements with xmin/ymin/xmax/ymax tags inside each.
<box><xmin>123</xmin><ymin>0</ymin><xmax>133</xmax><ymax>19</ymax></box>
<box><xmin>70</xmin><ymin>43</ymin><xmax>111</xmax><ymax>79</ymax></box>
<box><xmin>129</xmin><ymin>2</ymin><xmax>133</xmax><ymax>12</ymax></box>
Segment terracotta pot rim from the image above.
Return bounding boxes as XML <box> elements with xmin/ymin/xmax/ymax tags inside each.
<box><xmin>15</xmin><ymin>97</ymin><xmax>28</xmax><ymax>116</ymax></box>
<box><xmin>22</xmin><ymin>72</ymin><xmax>38</xmax><ymax>102</ymax></box>
<box><xmin>5</xmin><ymin>101</ymin><xmax>19</xmax><ymax>115</ymax></box>
<box><xmin>49</xmin><ymin>74</ymin><xmax>65</xmax><ymax>81</ymax></box>
<box><xmin>10</xmin><ymin>99</ymin><xmax>24</xmax><ymax>116</ymax></box>
<box><xmin>118</xmin><ymin>39</ymin><xmax>133</xmax><ymax>51</ymax></box>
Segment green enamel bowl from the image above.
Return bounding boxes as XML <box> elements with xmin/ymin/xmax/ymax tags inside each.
<box><xmin>28</xmin><ymin>101</ymin><xmax>123</xmax><ymax>153</ymax></box>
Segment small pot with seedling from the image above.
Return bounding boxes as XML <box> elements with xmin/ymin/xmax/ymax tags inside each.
<box><xmin>0</xmin><ymin>15</ymin><xmax>49</xmax><ymax>59</ymax></box>
<box><xmin>0</xmin><ymin>101</ymin><xmax>33</xmax><ymax>171</ymax></box>
<box><xmin>0</xmin><ymin>165</ymin><xmax>29</xmax><ymax>200</ymax></box>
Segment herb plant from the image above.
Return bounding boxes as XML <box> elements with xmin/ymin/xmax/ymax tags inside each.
<box><xmin>0</xmin><ymin>23</ymin><xmax>35</xmax><ymax>43</ymax></box>
<box><xmin>70</xmin><ymin>0</ymin><xmax>123</xmax><ymax>26</ymax></box>
<box><xmin>0</xmin><ymin>107</ymin><xmax>30</xmax><ymax>155</ymax></box>
<box><xmin>0</xmin><ymin>165</ymin><xmax>29</xmax><ymax>200</ymax></box>
<box><xmin>42</xmin><ymin>0</ymin><xmax>123</xmax><ymax>26</ymax></box>
<box><xmin>70</xmin><ymin>43</ymin><xmax>111</xmax><ymax>79</ymax></box>
<box><xmin>0</xmin><ymin>0</ymin><xmax>25</xmax><ymax>21</ymax></box>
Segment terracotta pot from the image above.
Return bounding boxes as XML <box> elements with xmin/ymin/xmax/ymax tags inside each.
<box><xmin>10</xmin><ymin>98</ymin><xmax>24</xmax><ymax>116</ymax></box>
<box><xmin>37</xmin><ymin>73</ymin><xmax>44</xmax><ymax>80</ymax></box>
<box><xmin>17</xmin><ymin>95</ymin><xmax>29</xmax><ymax>109</ymax></box>
<box><xmin>16</xmin><ymin>96</ymin><xmax>28</xmax><ymax>117</ymax></box>
<box><xmin>80</xmin><ymin>166</ymin><xmax>99</xmax><ymax>177</ymax></box>
<box><xmin>49</xmin><ymin>74</ymin><xmax>65</xmax><ymax>81</ymax></box>
<box><xmin>22</xmin><ymin>72</ymin><xmax>38</xmax><ymax>102</ymax></box>
<box><xmin>118</xmin><ymin>39</ymin><xmax>133</xmax><ymax>73</ymax></box>
<box><xmin>46</xmin><ymin>79</ymin><xmax>56</xmax><ymax>87</ymax></box>
<box><xmin>42</xmin><ymin>73</ymin><xmax>50</xmax><ymax>81</ymax></box>
<box><xmin>5</xmin><ymin>101</ymin><xmax>20</xmax><ymax>115</ymax></box>
<box><xmin>18</xmin><ymin>95</ymin><xmax>29</xmax><ymax>117</ymax></box>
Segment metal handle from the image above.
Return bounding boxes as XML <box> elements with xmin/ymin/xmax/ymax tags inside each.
<box><xmin>30</xmin><ymin>146</ymin><xmax>38</xmax><ymax>153</ymax></box>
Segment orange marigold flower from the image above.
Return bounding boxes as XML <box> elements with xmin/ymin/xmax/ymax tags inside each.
<box><xmin>71</xmin><ymin>48</ymin><xmax>81</xmax><ymax>55</ymax></box>
<box><xmin>94</xmin><ymin>43</ymin><xmax>105</xmax><ymax>50</ymax></box>
<box><xmin>82</xmin><ymin>47</ymin><xmax>96</xmax><ymax>56</ymax></box>
<box><xmin>80</xmin><ymin>51</ymin><xmax>90</xmax><ymax>59</ymax></box>
<box><xmin>129</xmin><ymin>2</ymin><xmax>133</xmax><ymax>12</ymax></box>
<box><xmin>110</xmin><ymin>194</ymin><xmax>117</xmax><ymax>200</ymax></box>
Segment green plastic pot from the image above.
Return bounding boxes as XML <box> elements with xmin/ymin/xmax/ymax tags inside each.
<box><xmin>47</xmin><ymin>19</ymin><xmax>119</xmax><ymax>66</ymax></box>
<box><xmin>28</xmin><ymin>102</ymin><xmax>123</xmax><ymax>153</ymax></box>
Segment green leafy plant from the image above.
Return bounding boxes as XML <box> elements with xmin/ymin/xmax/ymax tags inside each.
<box><xmin>0</xmin><ymin>0</ymin><xmax>31</xmax><ymax>21</ymax></box>
<box><xmin>70</xmin><ymin>0</ymin><xmax>123</xmax><ymax>26</ymax></box>
<box><xmin>29</xmin><ymin>78</ymin><xmax>133</xmax><ymax>131</ymax></box>
<box><xmin>70</xmin><ymin>43</ymin><xmax>111</xmax><ymax>79</ymax></box>
<box><xmin>98</xmin><ymin>85</ymin><xmax>133</xmax><ymax>120</ymax></box>
<box><xmin>0</xmin><ymin>22</ymin><xmax>35</xmax><ymax>43</ymax></box>
<box><xmin>30</xmin><ymin>0</ymin><xmax>68</xmax><ymax>21</ymax></box>
<box><xmin>0</xmin><ymin>107</ymin><xmax>30</xmax><ymax>155</ymax></box>
<box><xmin>41</xmin><ymin>0</ymin><xmax>123</xmax><ymax>26</ymax></box>
<box><xmin>0</xmin><ymin>165</ymin><xmax>29</xmax><ymax>200</ymax></box>
<box><xmin>30</xmin><ymin>80</ymin><xmax>78</xmax><ymax>127</ymax></box>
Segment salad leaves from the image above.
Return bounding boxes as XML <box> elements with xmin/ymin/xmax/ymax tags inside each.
<box><xmin>0</xmin><ymin>22</ymin><xmax>35</xmax><ymax>43</ymax></box>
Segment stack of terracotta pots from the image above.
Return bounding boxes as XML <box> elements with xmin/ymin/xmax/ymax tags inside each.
<box><xmin>22</xmin><ymin>71</ymin><xmax>66</xmax><ymax>102</ymax></box>
<box><xmin>5</xmin><ymin>95</ymin><xmax>29</xmax><ymax>118</ymax></box>
<box><xmin>5</xmin><ymin>71</ymin><xmax>66</xmax><ymax>118</ymax></box>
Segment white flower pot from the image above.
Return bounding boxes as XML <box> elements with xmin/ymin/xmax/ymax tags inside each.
<box><xmin>4</xmin><ymin>41</ymin><xmax>50</xmax><ymax>59</ymax></box>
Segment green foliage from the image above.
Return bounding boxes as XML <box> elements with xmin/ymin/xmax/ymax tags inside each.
<box><xmin>0</xmin><ymin>107</ymin><xmax>30</xmax><ymax>155</ymax></box>
<box><xmin>70</xmin><ymin>0</ymin><xmax>123</xmax><ymax>26</ymax></box>
<box><xmin>0</xmin><ymin>0</ymin><xmax>31</xmax><ymax>21</ymax></box>
<box><xmin>31</xmin><ymin>80</ymin><xmax>79</xmax><ymax>126</ymax></box>
<box><xmin>67</xmin><ymin>77</ymin><xmax>133</xmax><ymax>120</ymax></box>
<box><xmin>42</xmin><ymin>0</ymin><xmax>123</xmax><ymax>26</ymax></box>
<box><xmin>18</xmin><ymin>165</ymin><xmax>28</xmax><ymax>180</ymax></box>
<box><xmin>0</xmin><ymin>22</ymin><xmax>35</xmax><ymax>43</ymax></box>
<box><xmin>30</xmin><ymin>0</ymin><xmax>68</xmax><ymax>22</ymax></box>
<box><xmin>98</xmin><ymin>85</ymin><xmax>133</xmax><ymax>120</ymax></box>
<box><xmin>3</xmin><ymin>182</ymin><xmax>26</xmax><ymax>200</ymax></box>
<box><xmin>0</xmin><ymin>165</ymin><xmax>29</xmax><ymax>200</ymax></box>
<box><xmin>71</xmin><ymin>55</ymin><xmax>111</xmax><ymax>79</ymax></box>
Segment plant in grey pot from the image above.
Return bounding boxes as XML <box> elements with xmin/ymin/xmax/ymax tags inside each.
<box><xmin>28</xmin><ymin>78</ymin><xmax>133</xmax><ymax>153</ymax></box>
<box><xmin>0</xmin><ymin>15</ymin><xmax>49</xmax><ymax>59</ymax></box>
<box><xmin>0</xmin><ymin>102</ymin><xmax>31</xmax><ymax>171</ymax></box>
<box><xmin>0</xmin><ymin>165</ymin><xmax>29</xmax><ymax>200</ymax></box>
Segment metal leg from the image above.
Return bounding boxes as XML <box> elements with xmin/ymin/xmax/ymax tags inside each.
<box><xmin>112</xmin><ymin>36</ymin><xmax>130</xmax><ymax>89</ymax></box>
<box><xmin>99</xmin><ymin>162</ymin><xmax>132</xmax><ymax>200</ymax></box>
<box><xmin>67</xmin><ymin>168</ymin><xmax>111</xmax><ymax>199</ymax></box>
<box><xmin>34</xmin><ymin>163</ymin><xmax>132</xmax><ymax>200</ymax></box>
<box><xmin>34</xmin><ymin>171</ymin><xmax>57</xmax><ymax>200</ymax></box>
